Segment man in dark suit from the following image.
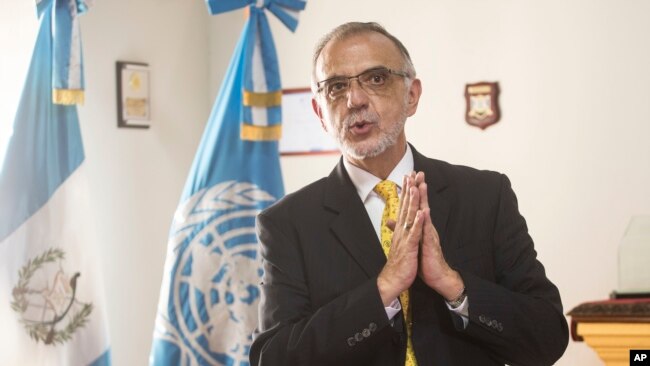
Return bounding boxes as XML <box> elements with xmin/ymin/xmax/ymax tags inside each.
<box><xmin>249</xmin><ymin>22</ymin><xmax>568</xmax><ymax>365</ymax></box>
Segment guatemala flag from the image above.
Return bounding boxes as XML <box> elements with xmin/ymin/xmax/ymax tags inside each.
<box><xmin>0</xmin><ymin>1</ymin><xmax>111</xmax><ymax>365</ymax></box>
<box><xmin>149</xmin><ymin>7</ymin><xmax>290</xmax><ymax>365</ymax></box>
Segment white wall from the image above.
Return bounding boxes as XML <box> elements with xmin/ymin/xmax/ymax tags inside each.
<box><xmin>207</xmin><ymin>1</ymin><xmax>649</xmax><ymax>365</ymax></box>
<box><xmin>78</xmin><ymin>1</ymin><xmax>210</xmax><ymax>365</ymax></box>
<box><xmin>3</xmin><ymin>0</ymin><xmax>649</xmax><ymax>365</ymax></box>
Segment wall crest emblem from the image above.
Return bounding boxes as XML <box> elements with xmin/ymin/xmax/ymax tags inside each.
<box><xmin>465</xmin><ymin>81</ymin><xmax>501</xmax><ymax>130</ymax></box>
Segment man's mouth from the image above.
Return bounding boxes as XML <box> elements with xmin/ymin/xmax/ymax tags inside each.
<box><xmin>348</xmin><ymin>121</ymin><xmax>374</xmax><ymax>134</ymax></box>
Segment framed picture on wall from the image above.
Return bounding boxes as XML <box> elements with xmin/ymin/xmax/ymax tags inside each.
<box><xmin>116</xmin><ymin>61</ymin><xmax>150</xmax><ymax>129</ymax></box>
<box><xmin>280</xmin><ymin>88</ymin><xmax>339</xmax><ymax>156</ymax></box>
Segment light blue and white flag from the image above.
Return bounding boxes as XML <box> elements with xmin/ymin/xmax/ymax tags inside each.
<box><xmin>207</xmin><ymin>0</ymin><xmax>306</xmax><ymax>141</ymax></box>
<box><xmin>150</xmin><ymin>1</ymin><xmax>304</xmax><ymax>365</ymax></box>
<box><xmin>0</xmin><ymin>1</ymin><xmax>111</xmax><ymax>365</ymax></box>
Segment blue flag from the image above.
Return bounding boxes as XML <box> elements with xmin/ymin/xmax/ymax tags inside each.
<box><xmin>149</xmin><ymin>1</ymin><xmax>305</xmax><ymax>363</ymax></box>
<box><xmin>0</xmin><ymin>1</ymin><xmax>111</xmax><ymax>365</ymax></box>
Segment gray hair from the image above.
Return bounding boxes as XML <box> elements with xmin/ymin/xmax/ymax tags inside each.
<box><xmin>311</xmin><ymin>22</ymin><xmax>416</xmax><ymax>91</ymax></box>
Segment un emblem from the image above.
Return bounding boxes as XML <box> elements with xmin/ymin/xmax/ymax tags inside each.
<box><xmin>154</xmin><ymin>181</ymin><xmax>276</xmax><ymax>365</ymax></box>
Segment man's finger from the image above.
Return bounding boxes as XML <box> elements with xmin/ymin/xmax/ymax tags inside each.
<box><xmin>397</xmin><ymin>176</ymin><xmax>409</xmax><ymax>224</ymax></box>
<box><xmin>419</xmin><ymin>182</ymin><xmax>430</xmax><ymax>211</ymax></box>
<box><xmin>422</xmin><ymin>208</ymin><xmax>440</xmax><ymax>246</ymax></box>
<box><xmin>406</xmin><ymin>209</ymin><xmax>424</xmax><ymax>242</ymax></box>
<box><xmin>415</xmin><ymin>171</ymin><xmax>425</xmax><ymax>187</ymax></box>
<box><xmin>403</xmin><ymin>185</ymin><xmax>420</xmax><ymax>230</ymax></box>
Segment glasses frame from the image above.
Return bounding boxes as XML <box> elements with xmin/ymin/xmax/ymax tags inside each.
<box><xmin>316</xmin><ymin>66</ymin><xmax>410</xmax><ymax>100</ymax></box>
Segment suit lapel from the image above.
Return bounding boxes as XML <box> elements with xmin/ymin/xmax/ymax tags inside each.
<box><xmin>323</xmin><ymin>159</ymin><xmax>386</xmax><ymax>278</ymax></box>
<box><xmin>412</xmin><ymin>146</ymin><xmax>450</xmax><ymax>246</ymax></box>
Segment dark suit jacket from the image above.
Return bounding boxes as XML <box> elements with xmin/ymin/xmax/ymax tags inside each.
<box><xmin>250</xmin><ymin>146</ymin><xmax>568</xmax><ymax>366</ymax></box>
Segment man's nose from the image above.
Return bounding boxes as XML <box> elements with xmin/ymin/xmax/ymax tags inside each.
<box><xmin>346</xmin><ymin>79</ymin><xmax>370</xmax><ymax>109</ymax></box>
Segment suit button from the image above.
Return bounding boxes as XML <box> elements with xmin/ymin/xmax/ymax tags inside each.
<box><xmin>369</xmin><ymin>322</ymin><xmax>377</xmax><ymax>332</ymax></box>
<box><xmin>362</xmin><ymin>328</ymin><xmax>371</xmax><ymax>337</ymax></box>
<box><xmin>347</xmin><ymin>337</ymin><xmax>356</xmax><ymax>347</ymax></box>
<box><xmin>355</xmin><ymin>332</ymin><xmax>364</xmax><ymax>342</ymax></box>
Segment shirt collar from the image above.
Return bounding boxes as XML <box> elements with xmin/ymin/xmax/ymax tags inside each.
<box><xmin>343</xmin><ymin>145</ymin><xmax>415</xmax><ymax>202</ymax></box>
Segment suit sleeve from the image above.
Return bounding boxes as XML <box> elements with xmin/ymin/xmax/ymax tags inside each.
<box><xmin>249</xmin><ymin>211</ymin><xmax>397</xmax><ymax>366</ymax></box>
<box><xmin>457</xmin><ymin>174</ymin><xmax>569</xmax><ymax>366</ymax></box>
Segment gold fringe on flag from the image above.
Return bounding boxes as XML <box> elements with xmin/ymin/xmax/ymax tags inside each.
<box><xmin>53</xmin><ymin>89</ymin><xmax>85</xmax><ymax>105</ymax></box>
<box><xmin>241</xmin><ymin>123</ymin><xmax>282</xmax><ymax>141</ymax></box>
<box><xmin>243</xmin><ymin>90</ymin><xmax>282</xmax><ymax>107</ymax></box>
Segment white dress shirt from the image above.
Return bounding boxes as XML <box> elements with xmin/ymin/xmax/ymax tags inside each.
<box><xmin>342</xmin><ymin>145</ymin><xmax>469</xmax><ymax>325</ymax></box>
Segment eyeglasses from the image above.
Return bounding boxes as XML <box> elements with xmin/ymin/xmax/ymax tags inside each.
<box><xmin>316</xmin><ymin>67</ymin><xmax>410</xmax><ymax>100</ymax></box>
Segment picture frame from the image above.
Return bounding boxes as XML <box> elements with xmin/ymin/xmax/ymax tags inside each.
<box><xmin>116</xmin><ymin>61</ymin><xmax>150</xmax><ymax>129</ymax></box>
<box><xmin>279</xmin><ymin>88</ymin><xmax>339</xmax><ymax>156</ymax></box>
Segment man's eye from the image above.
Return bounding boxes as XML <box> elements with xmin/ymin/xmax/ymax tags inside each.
<box><xmin>365</xmin><ymin>71</ymin><xmax>388</xmax><ymax>85</ymax></box>
<box><xmin>328</xmin><ymin>81</ymin><xmax>347</xmax><ymax>93</ymax></box>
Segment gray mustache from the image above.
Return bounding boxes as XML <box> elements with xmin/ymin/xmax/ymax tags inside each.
<box><xmin>344</xmin><ymin>110</ymin><xmax>379</xmax><ymax>128</ymax></box>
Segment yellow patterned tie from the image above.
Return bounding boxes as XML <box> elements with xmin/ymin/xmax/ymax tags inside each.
<box><xmin>374</xmin><ymin>180</ymin><xmax>417</xmax><ymax>366</ymax></box>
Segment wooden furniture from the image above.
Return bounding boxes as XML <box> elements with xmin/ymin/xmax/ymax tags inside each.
<box><xmin>568</xmin><ymin>298</ymin><xmax>650</xmax><ymax>366</ymax></box>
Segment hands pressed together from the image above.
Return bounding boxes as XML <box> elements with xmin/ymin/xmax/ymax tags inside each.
<box><xmin>377</xmin><ymin>172</ymin><xmax>465</xmax><ymax>307</ymax></box>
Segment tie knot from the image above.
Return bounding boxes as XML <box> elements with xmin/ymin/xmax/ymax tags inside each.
<box><xmin>374</xmin><ymin>180</ymin><xmax>398</xmax><ymax>202</ymax></box>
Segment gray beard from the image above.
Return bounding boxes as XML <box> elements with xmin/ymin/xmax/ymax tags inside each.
<box><xmin>334</xmin><ymin>109</ymin><xmax>407</xmax><ymax>160</ymax></box>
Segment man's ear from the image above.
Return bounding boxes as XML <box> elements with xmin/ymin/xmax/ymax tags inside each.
<box><xmin>405</xmin><ymin>78</ymin><xmax>422</xmax><ymax>117</ymax></box>
<box><xmin>312</xmin><ymin>97</ymin><xmax>328</xmax><ymax>132</ymax></box>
